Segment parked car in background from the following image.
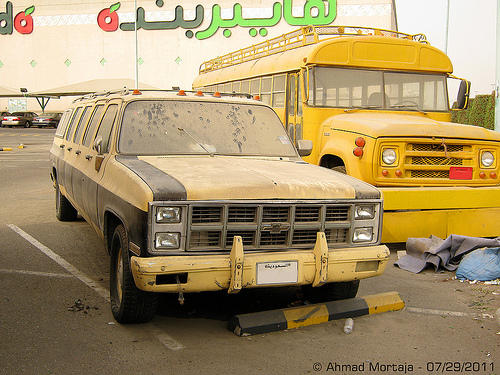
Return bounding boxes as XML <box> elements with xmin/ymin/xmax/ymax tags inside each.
<box><xmin>1</xmin><ymin>111</ymin><xmax>38</xmax><ymax>127</ymax></box>
<box><xmin>33</xmin><ymin>112</ymin><xmax>63</xmax><ymax>128</ymax></box>
<box><xmin>0</xmin><ymin>111</ymin><xmax>11</xmax><ymax>127</ymax></box>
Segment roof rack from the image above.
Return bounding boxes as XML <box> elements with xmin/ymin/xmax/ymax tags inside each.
<box><xmin>72</xmin><ymin>88</ymin><xmax>254</xmax><ymax>102</ymax></box>
<box><xmin>199</xmin><ymin>25</ymin><xmax>428</xmax><ymax>74</ymax></box>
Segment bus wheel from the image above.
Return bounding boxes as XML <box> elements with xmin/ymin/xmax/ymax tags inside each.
<box><xmin>110</xmin><ymin>224</ymin><xmax>158</xmax><ymax>323</ymax></box>
<box><xmin>301</xmin><ymin>280</ymin><xmax>359</xmax><ymax>303</ymax></box>
<box><xmin>331</xmin><ymin>165</ymin><xmax>346</xmax><ymax>174</ymax></box>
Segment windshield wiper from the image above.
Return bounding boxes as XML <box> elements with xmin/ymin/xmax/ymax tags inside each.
<box><xmin>389</xmin><ymin>103</ymin><xmax>426</xmax><ymax>114</ymax></box>
<box><xmin>344</xmin><ymin>105</ymin><xmax>382</xmax><ymax>113</ymax></box>
<box><xmin>177</xmin><ymin>127</ymin><xmax>214</xmax><ymax>157</ymax></box>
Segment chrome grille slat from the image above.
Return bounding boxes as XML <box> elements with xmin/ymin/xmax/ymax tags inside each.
<box><xmin>187</xmin><ymin>203</ymin><xmax>352</xmax><ymax>251</ymax></box>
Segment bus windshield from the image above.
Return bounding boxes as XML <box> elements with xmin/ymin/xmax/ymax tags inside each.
<box><xmin>308</xmin><ymin>67</ymin><xmax>448</xmax><ymax>112</ymax></box>
<box><xmin>118</xmin><ymin>100</ymin><xmax>298</xmax><ymax>157</ymax></box>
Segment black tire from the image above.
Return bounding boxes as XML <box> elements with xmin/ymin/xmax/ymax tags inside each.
<box><xmin>110</xmin><ymin>224</ymin><xmax>158</xmax><ymax>323</ymax></box>
<box><xmin>55</xmin><ymin>183</ymin><xmax>78</xmax><ymax>221</ymax></box>
<box><xmin>24</xmin><ymin>121</ymin><xmax>31</xmax><ymax>128</ymax></box>
<box><xmin>331</xmin><ymin>165</ymin><xmax>347</xmax><ymax>174</ymax></box>
<box><xmin>301</xmin><ymin>280</ymin><xmax>360</xmax><ymax>303</ymax></box>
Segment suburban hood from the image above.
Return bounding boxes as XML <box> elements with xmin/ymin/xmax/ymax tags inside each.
<box><xmin>118</xmin><ymin>155</ymin><xmax>380</xmax><ymax>201</ymax></box>
<box><xmin>327</xmin><ymin>113</ymin><xmax>500</xmax><ymax>141</ymax></box>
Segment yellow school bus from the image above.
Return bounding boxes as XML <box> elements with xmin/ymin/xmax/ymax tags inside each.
<box><xmin>193</xmin><ymin>25</ymin><xmax>500</xmax><ymax>243</ymax></box>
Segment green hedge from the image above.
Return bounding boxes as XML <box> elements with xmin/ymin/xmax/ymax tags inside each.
<box><xmin>451</xmin><ymin>92</ymin><xmax>495</xmax><ymax>130</ymax></box>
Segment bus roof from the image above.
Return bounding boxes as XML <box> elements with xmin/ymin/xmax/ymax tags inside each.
<box><xmin>193</xmin><ymin>26</ymin><xmax>453</xmax><ymax>88</ymax></box>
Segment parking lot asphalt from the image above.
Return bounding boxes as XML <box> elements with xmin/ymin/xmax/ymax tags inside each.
<box><xmin>0</xmin><ymin>128</ymin><xmax>498</xmax><ymax>375</ymax></box>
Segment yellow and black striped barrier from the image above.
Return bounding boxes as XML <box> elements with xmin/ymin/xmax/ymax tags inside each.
<box><xmin>229</xmin><ymin>291</ymin><xmax>404</xmax><ymax>336</ymax></box>
<box><xmin>0</xmin><ymin>147</ymin><xmax>12</xmax><ymax>151</ymax></box>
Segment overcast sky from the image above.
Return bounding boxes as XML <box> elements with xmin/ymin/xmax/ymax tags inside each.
<box><xmin>394</xmin><ymin>0</ymin><xmax>497</xmax><ymax>97</ymax></box>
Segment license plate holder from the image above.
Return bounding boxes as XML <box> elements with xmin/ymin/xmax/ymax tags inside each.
<box><xmin>449</xmin><ymin>167</ymin><xmax>472</xmax><ymax>180</ymax></box>
<box><xmin>256</xmin><ymin>261</ymin><xmax>298</xmax><ymax>285</ymax></box>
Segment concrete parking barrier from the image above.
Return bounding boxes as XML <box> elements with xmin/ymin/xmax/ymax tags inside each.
<box><xmin>229</xmin><ymin>291</ymin><xmax>404</xmax><ymax>336</ymax></box>
<box><xmin>0</xmin><ymin>147</ymin><xmax>13</xmax><ymax>151</ymax></box>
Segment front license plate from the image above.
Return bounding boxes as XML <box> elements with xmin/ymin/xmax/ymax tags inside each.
<box><xmin>449</xmin><ymin>167</ymin><xmax>473</xmax><ymax>180</ymax></box>
<box><xmin>256</xmin><ymin>261</ymin><xmax>298</xmax><ymax>285</ymax></box>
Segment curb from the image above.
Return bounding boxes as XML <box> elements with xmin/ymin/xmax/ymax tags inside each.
<box><xmin>228</xmin><ymin>291</ymin><xmax>404</xmax><ymax>336</ymax></box>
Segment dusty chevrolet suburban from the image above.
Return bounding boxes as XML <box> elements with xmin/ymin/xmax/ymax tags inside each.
<box><xmin>49</xmin><ymin>89</ymin><xmax>390</xmax><ymax>323</ymax></box>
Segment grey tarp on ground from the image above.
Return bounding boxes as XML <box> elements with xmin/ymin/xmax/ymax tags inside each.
<box><xmin>395</xmin><ymin>235</ymin><xmax>500</xmax><ymax>273</ymax></box>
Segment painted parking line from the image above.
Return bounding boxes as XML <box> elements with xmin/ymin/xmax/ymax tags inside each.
<box><xmin>0</xmin><ymin>268</ymin><xmax>73</xmax><ymax>278</ymax></box>
<box><xmin>7</xmin><ymin>224</ymin><xmax>185</xmax><ymax>351</ymax></box>
<box><xmin>405</xmin><ymin>307</ymin><xmax>471</xmax><ymax>317</ymax></box>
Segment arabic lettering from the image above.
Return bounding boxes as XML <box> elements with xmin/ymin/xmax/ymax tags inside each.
<box><xmin>283</xmin><ymin>0</ymin><xmax>337</xmax><ymax>26</ymax></box>
<box><xmin>0</xmin><ymin>1</ymin><xmax>36</xmax><ymax>35</ymax></box>
<box><xmin>119</xmin><ymin>4</ymin><xmax>204</xmax><ymax>31</ymax></box>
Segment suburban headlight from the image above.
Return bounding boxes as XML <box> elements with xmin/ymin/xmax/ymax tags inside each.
<box><xmin>156</xmin><ymin>207</ymin><xmax>181</xmax><ymax>223</ymax></box>
<box><xmin>155</xmin><ymin>233</ymin><xmax>180</xmax><ymax>249</ymax></box>
<box><xmin>355</xmin><ymin>205</ymin><xmax>375</xmax><ymax>220</ymax></box>
<box><xmin>481</xmin><ymin>151</ymin><xmax>494</xmax><ymax>167</ymax></box>
<box><xmin>382</xmin><ymin>148</ymin><xmax>397</xmax><ymax>165</ymax></box>
<box><xmin>353</xmin><ymin>227</ymin><xmax>373</xmax><ymax>243</ymax></box>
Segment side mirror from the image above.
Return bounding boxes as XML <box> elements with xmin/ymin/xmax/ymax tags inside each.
<box><xmin>297</xmin><ymin>139</ymin><xmax>313</xmax><ymax>157</ymax></box>
<box><xmin>456</xmin><ymin>79</ymin><xmax>470</xmax><ymax>110</ymax></box>
<box><xmin>93</xmin><ymin>136</ymin><xmax>103</xmax><ymax>155</ymax></box>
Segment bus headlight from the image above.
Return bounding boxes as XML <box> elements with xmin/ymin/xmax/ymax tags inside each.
<box><xmin>481</xmin><ymin>151</ymin><xmax>494</xmax><ymax>167</ymax></box>
<box><xmin>155</xmin><ymin>233</ymin><xmax>180</xmax><ymax>249</ymax></box>
<box><xmin>353</xmin><ymin>227</ymin><xmax>373</xmax><ymax>243</ymax></box>
<box><xmin>382</xmin><ymin>148</ymin><xmax>397</xmax><ymax>165</ymax></box>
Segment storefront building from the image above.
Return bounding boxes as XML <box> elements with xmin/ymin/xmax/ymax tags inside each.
<box><xmin>0</xmin><ymin>0</ymin><xmax>395</xmax><ymax>111</ymax></box>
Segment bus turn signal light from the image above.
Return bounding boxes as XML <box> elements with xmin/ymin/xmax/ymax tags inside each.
<box><xmin>355</xmin><ymin>137</ymin><xmax>366</xmax><ymax>147</ymax></box>
<box><xmin>353</xmin><ymin>147</ymin><xmax>363</xmax><ymax>157</ymax></box>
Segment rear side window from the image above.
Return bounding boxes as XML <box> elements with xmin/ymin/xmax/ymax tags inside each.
<box><xmin>54</xmin><ymin>109</ymin><xmax>73</xmax><ymax>138</ymax></box>
<box><xmin>95</xmin><ymin>104</ymin><xmax>118</xmax><ymax>153</ymax></box>
<box><xmin>73</xmin><ymin>106</ymin><xmax>93</xmax><ymax>143</ymax></box>
<box><xmin>65</xmin><ymin>107</ymin><xmax>82</xmax><ymax>141</ymax></box>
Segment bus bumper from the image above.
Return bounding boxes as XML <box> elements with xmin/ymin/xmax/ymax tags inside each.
<box><xmin>381</xmin><ymin>186</ymin><xmax>500</xmax><ymax>243</ymax></box>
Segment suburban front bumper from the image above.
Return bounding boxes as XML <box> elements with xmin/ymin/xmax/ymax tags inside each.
<box><xmin>131</xmin><ymin>233</ymin><xmax>390</xmax><ymax>293</ymax></box>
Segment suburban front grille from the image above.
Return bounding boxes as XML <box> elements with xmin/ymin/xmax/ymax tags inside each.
<box><xmin>187</xmin><ymin>203</ymin><xmax>352</xmax><ymax>251</ymax></box>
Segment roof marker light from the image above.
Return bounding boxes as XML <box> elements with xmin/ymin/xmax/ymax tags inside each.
<box><xmin>132</xmin><ymin>89</ymin><xmax>141</xmax><ymax>95</ymax></box>
<box><xmin>213</xmin><ymin>91</ymin><xmax>221</xmax><ymax>98</ymax></box>
<box><xmin>195</xmin><ymin>91</ymin><xmax>204</xmax><ymax>96</ymax></box>
<box><xmin>253</xmin><ymin>95</ymin><xmax>260</xmax><ymax>101</ymax></box>
<box><xmin>177</xmin><ymin>90</ymin><xmax>186</xmax><ymax>96</ymax></box>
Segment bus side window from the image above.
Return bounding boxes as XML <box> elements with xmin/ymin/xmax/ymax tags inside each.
<box><xmin>241</xmin><ymin>80</ymin><xmax>250</xmax><ymax>94</ymax></box>
<box><xmin>250</xmin><ymin>78</ymin><xmax>260</xmax><ymax>96</ymax></box>
<box><xmin>261</xmin><ymin>77</ymin><xmax>272</xmax><ymax>105</ymax></box>
<box><xmin>273</xmin><ymin>75</ymin><xmax>286</xmax><ymax>108</ymax></box>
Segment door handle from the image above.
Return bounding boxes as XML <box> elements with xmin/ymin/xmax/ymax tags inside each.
<box><xmin>75</xmin><ymin>150</ymin><xmax>81</xmax><ymax>155</ymax></box>
<box><xmin>85</xmin><ymin>155</ymin><xmax>92</xmax><ymax>160</ymax></box>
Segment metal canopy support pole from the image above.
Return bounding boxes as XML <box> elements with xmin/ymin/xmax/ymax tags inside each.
<box><xmin>134</xmin><ymin>0</ymin><xmax>138</xmax><ymax>90</ymax></box>
<box><xmin>495</xmin><ymin>0</ymin><xmax>500</xmax><ymax>132</ymax></box>
<box><xmin>35</xmin><ymin>96</ymin><xmax>50</xmax><ymax>113</ymax></box>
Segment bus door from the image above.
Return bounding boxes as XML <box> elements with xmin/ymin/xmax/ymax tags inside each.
<box><xmin>287</xmin><ymin>72</ymin><xmax>303</xmax><ymax>146</ymax></box>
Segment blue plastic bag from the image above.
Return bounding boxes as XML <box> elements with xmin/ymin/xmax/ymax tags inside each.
<box><xmin>456</xmin><ymin>247</ymin><xmax>500</xmax><ymax>281</ymax></box>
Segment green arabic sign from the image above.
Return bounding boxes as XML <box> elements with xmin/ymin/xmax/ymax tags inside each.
<box><xmin>1</xmin><ymin>0</ymin><xmax>337</xmax><ymax>39</ymax></box>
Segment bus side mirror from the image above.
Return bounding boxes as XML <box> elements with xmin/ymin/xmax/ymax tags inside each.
<box><xmin>456</xmin><ymin>79</ymin><xmax>470</xmax><ymax>110</ymax></box>
<box><xmin>297</xmin><ymin>139</ymin><xmax>313</xmax><ymax>157</ymax></box>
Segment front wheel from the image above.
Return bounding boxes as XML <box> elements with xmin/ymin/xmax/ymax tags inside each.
<box><xmin>301</xmin><ymin>280</ymin><xmax>360</xmax><ymax>303</ymax></box>
<box><xmin>110</xmin><ymin>224</ymin><xmax>158</xmax><ymax>323</ymax></box>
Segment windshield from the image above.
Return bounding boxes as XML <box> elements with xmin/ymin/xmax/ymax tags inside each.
<box><xmin>118</xmin><ymin>100</ymin><xmax>298</xmax><ymax>157</ymax></box>
<box><xmin>308</xmin><ymin>67</ymin><xmax>448</xmax><ymax>112</ymax></box>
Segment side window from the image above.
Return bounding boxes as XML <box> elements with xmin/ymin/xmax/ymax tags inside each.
<box><xmin>95</xmin><ymin>104</ymin><xmax>118</xmax><ymax>153</ymax></box>
<box><xmin>240</xmin><ymin>80</ymin><xmax>250</xmax><ymax>93</ymax></box>
<box><xmin>55</xmin><ymin>109</ymin><xmax>73</xmax><ymax>138</ymax></box>
<box><xmin>272</xmin><ymin>74</ymin><xmax>286</xmax><ymax>108</ymax></box>
<box><xmin>72</xmin><ymin>106</ymin><xmax>93</xmax><ymax>143</ymax></box>
<box><xmin>261</xmin><ymin>77</ymin><xmax>272</xmax><ymax>105</ymax></box>
<box><xmin>65</xmin><ymin>107</ymin><xmax>82</xmax><ymax>142</ymax></box>
<box><xmin>82</xmin><ymin>105</ymin><xmax>105</xmax><ymax>147</ymax></box>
